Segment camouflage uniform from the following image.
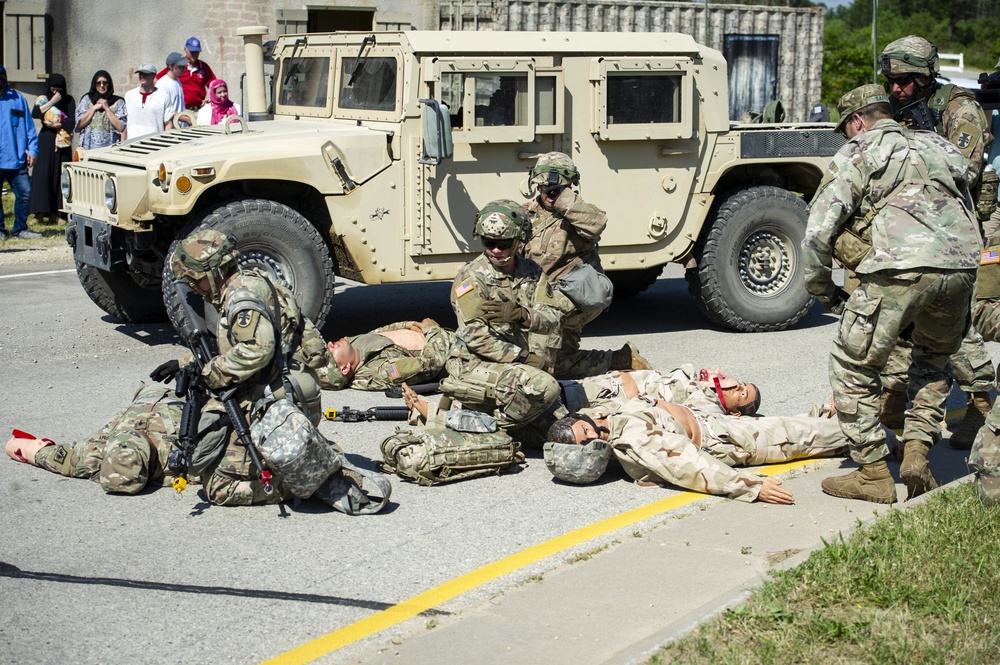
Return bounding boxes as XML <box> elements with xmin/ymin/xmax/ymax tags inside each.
<box><xmin>31</xmin><ymin>384</ymin><xmax>183</xmax><ymax>494</ymax></box>
<box><xmin>443</xmin><ymin>252</ymin><xmax>563</xmax><ymax>435</ymax></box>
<box><xmin>318</xmin><ymin>321</ymin><xmax>455</xmax><ymax>391</ymax></box>
<box><xmin>522</xmin><ymin>152</ymin><xmax>612</xmax><ymax>379</ymax></box>
<box><xmin>803</xmin><ymin>106</ymin><xmax>981</xmax><ymax>469</ymax></box>
<box><xmin>880</xmin><ymin>35</ymin><xmax>996</xmax><ymax>426</ymax></box>
<box><xmin>969</xmin><ymin>228</ymin><xmax>1000</xmax><ymax>503</ymax></box>
<box><xmin>568</xmin><ymin>368</ymin><xmax>846</xmax><ymax>463</ymax></box>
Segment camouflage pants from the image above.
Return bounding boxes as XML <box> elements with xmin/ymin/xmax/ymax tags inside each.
<box><xmin>203</xmin><ymin>440</ymin><xmax>293</xmax><ymax>506</ymax></box>
<box><xmin>443</xmin><ymin>356</ymin><xmax>560</xmax><ymax>432</ymax></box>
<box><xmin>553</xmin><ymin>308</ymin><xmax>611</xmax><ymax>380</ymax></box>
<box><xmin>970</xmin><ymin>400</ymin><xmax>1000</xmax><ymax>504</ymax></box>
<box><xmin>32</xmin><ymin>384</ymin><xmax>179</xmax><ymax>494</ymax></box>
<box><xmin>701</xmin><ymin>412</ymin><xmax>847</xmax><ymax>466</ymax></box>
<box><xmin>830</xmin><ymin>269</ymin><xmax>974</xmax><ymax>464</ymax></box>
<box><xmin>880</xmin><ymin>322</ymin><xmax>994</xmax><ymax>394</ymax></box>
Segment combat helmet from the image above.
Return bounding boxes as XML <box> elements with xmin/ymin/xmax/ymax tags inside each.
<box><xmin>169</xmin><ymin>229</ymin><xmax>239</xmax><ymax>303</ymax></box>
<box><xmin>473</xmin><ymin>198</ymin><xmax>531</xmax><ymax>242</ymax></box>
<box><xmin>543</xmin><ymin>439</ymin><xmax>613</xmax><ymax>484</ymax></box>
<box><xmin>528</xmin><ymin>151</ymin><xmax>580</xmax><ymax>191</ymax></box>
<box><xmin>880</xmin><ymin>36</ymin><xmax>939</xmax><ymax>78</ymax></box>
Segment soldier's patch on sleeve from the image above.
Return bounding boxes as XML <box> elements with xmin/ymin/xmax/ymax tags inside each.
<box><xmin>455</xmin><ymin>280</ymin><xmax>474</xmax><ymax>298</ymax></box>
<box><xmin>981</xmin><ymin>248</ymin><xmax>1000</xmax><ymax>265</ymax></box>
<box><xmin>231</xmin><ymin>309</ymin><xmax>261</xmax><ymax>341</ymax></box>
<box><xmin>957</xmin><ymin>131</ymin><xmax>973</xmax><ymax>150</ymax></box>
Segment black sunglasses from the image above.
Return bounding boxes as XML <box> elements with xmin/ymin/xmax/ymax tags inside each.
<box><xmin>886</xmin><ymin>74</ymin><xmax>916</xmax><ymax>88</ymax></box>
<box><xmin>95</xmin><ymin>80</ymin><xmax>109</xmax><ymax>86</ymax></box>
<box><xmin>482</xmin><ymin>238</ymin><xmax>514</xmax><ymax>250</ymax></box>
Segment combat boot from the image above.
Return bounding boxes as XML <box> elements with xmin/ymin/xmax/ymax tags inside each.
<box><xmin>948</xmin><ymin>392</ymin><xmax>993</xmax><ymax>450</ymax></box>
<box><xmin>879</xmin><ymin>389</ymin><xmax>907</xmax><ymax>430</ymax></box>
<box><xmin>609</xmin><ymin>342</ymin><xmax>652</xmax><ymax>371</ymax></box>
<box><xmin>899</xmin><ymin>440</ymin><xmax>938</xmax><ymax>499</ymax></box>
<box><xmin>821</xmin><ymin>460</ymin><xmax>896</xmax><ymax>503</ymax></box>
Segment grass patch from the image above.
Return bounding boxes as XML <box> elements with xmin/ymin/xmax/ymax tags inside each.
<box><xmin>568</xmin><ymin>539</ymin><xmax>620</xmax><ymax>564</ymax></box>
<box><xmin>651</xmin><ymin>482</ymin><xmax>1000</xmax><ymax>664</ymax></box>
<box><xmin>1</xmin><ymin>191</ymin><xmax>66</xmax><ymax>241</ymax></box>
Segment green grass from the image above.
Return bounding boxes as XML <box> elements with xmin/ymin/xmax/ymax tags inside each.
<box><xmin>1</xmin><ymin>190</ymin><xmax>67</xmax><ymax>243</ymax></box>
<box><xmin>651</xmin><ymin>482</ymin><xmax>1000</xmax><ymax>664</ymax></box>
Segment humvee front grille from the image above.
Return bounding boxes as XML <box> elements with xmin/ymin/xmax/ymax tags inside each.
<box><xmin>741</xmin><ymin>130</ymin><xmax>845</xmax><ymax>159</ymax></box>
<box><xmin>73</xmin><ymin>168</ymin><xmax>108</xmax><ymax>210</ymax></box>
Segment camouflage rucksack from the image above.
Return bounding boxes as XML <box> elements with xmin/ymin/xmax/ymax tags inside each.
<box><xmin>379</xmin><ymin>410</ymin><xmax>524</xmax><ymax>485</ymax></box>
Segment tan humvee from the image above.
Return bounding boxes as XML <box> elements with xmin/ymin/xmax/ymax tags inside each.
<box><xmin>62</xmin><ymin>27</ymin><xmax>842</xmax><ymax>332</ymax></box>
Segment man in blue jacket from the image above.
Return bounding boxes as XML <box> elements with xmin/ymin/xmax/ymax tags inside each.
<box><xmin>0</xmin><ymin>64</ymin><xmax>40</xmax><ymax>240</ymax></box>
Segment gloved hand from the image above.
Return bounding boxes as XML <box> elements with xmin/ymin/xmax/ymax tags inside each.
<box><xmin>818</xmin><ymin>287</ymin><xmax>849</xmax><ymax>316</ymax></box>
<box><xmin>522</xmin><ymin>352</ymin><xmax>547</xmax><ymax>369</ymax></box>
<box><xmin>481</xmin><ymin>301</ymin><xmax>530</xmax><ymax>327</ymax></box>
<box><xmin>149</xmin><ymin>359</ymin><xmax>181</xmax><ymax>383</ymax></box>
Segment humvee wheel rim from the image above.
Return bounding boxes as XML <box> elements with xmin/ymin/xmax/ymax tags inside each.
<box><xmin>239</xmin><ymin>249</ymin><xmax>291</xmax><ymax>285</ymax></box>
<box><xmin>738</xmin><ymin>229</ymin><xmax>793</xmax><ymax>296</ymax></box>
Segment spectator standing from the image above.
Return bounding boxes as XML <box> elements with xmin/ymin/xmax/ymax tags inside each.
<box><xmin>123</xmin><ymin>62</ymin><xmax>174</xmax><ymax>140</ymax></box>
<box><xmin>160</xmin><ymin>36</ymin><xmax>216</xmax><ymax>109</ymax></box>
<box><xmin>196</xmin><ymin>79</ymin><xmax>241</xmax><ymax>125</ymax></box>
<box><xmin>75</xmin><ymin>70</ymin><xmax>126</xmax><ymax>149</ymax></box>
<box><xmin>29</xmin><ymin>73</ymin><xmax>74</xmax><ymax>225</ymax></box>
<box><xmin>157</xmin><ymin>53</ymin><xmax>186</xmax><ymax>116</ymax></box>
<box><xmin>0</xmin><ymin>64</ymin><xmax>39</xmax><ymax>240</ymax></box>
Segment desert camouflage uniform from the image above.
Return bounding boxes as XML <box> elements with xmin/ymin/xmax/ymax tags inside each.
<box><xmin>969</xmin><ymin>229</ymin><xmax>1000</xmax><ymax>503</ymax></box>
<box><xmin>803</xmin><ymin>117</ymin><xmax>981</xmax><ymax>464</ymax></box>
<box><xmin>31</xmin><ymin>384</ymin><xmax>183</xmax><ymax>494</ymax></box>
<box><xmin>570</xmin><ymin>369</ymin><xmax>846</xmax><ymax>464</ymax></box>
<box><xmin>522</xmin><ymin>190</ymin><xmax>611</xmax><ymax>379</ymax></box>
<box><xmin>318</xmin><ymin>321</ymin><xmax>455</xmax><ymax>391</ymax></box>
<box><xmin>883</xmin><ymin>80</ymin><xmax>995</xmax><ymax>398</ymax></box>
<box><xmin>195</xmin><ymin>268</ymin><xmax>327</xmax><ymax>506</ymax></box>
<box><xmin>443</xmin><ymin>253</ymin><xmax>563</xmax><ymax>435</ymax></box>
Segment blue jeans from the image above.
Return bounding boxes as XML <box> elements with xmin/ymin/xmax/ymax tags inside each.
<box><xmin>0</xmin><ymin>166</ymin><xmax>31</xmax><ymax>234</ymax></box>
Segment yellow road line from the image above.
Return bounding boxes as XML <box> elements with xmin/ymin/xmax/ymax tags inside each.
<box><xmin>263</xmin><ymin>458</ymin><xmax>817</xmax><ymax>665</ymax></box>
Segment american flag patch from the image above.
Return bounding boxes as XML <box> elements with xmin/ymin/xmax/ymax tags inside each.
<box><xmin>456</xmin><ymin>279</ymin><xmax>474</xmax><ymax>297</ymax></box>
<box><xmin>981</xmin><ymin>249</ymin><xmax>1000</xmax><ymax>265</ymax></box>
<box><xmin>388</xmin><ymin>363</ymin><xmax>401</xmax><ymax>380</ymax></box>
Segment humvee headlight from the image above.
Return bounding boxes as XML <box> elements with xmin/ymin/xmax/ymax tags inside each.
<box><xmin>61</xmin><ymin>170</ymin><xmax>72</xmax><ymax>203</ymax></box>
<box><xmin>105</xmin><ymin>178</ymin><xmax>117</xmax><ymax>213</ymax></box>
<box><xmin>175</xmin><ymin>175</ymin><xmax>192</xmax><ymax>193</ymax></box>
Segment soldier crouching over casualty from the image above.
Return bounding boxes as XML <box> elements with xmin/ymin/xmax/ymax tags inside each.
<box><xmin>542</xmin><ymin>388</ymin><xmax>845</xmax><ymax>503</ymax></box>
<box><xmin>319</xmin><ymin>318</ymin><xmax>455</xmax><ymax>391</ymax></box>
<box><xmin>521</xmin><ymin>151</ymin><xmax>650</xmax><ymax>378</ymax></box>
<box><xmin>149</xmin><ymin>230</ymin><xmax>389</xmax><ymax>512</ymax></box>
<box><xmin>440</xmin><ymin>199</ymin><xmax>565</xmax><ymax>445</ymax></box>
<box><xmin>6</xmin><ymin>384</ymin><xmax>185</xmax><ymax>494</ymax></box>
<box><xmin>802</xmin><ymin>84</ymin><xmax>981</xmax><ymax>504</ymax></box>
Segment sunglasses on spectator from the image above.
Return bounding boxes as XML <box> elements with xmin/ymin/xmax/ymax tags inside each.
<box><xmin>95</xmin><ymin>80</ymin><xmax>109</xmax><ymax>86</ymax></box>
<box><xmin>482</xmin><ymin>238</ymin><xmax>514</xmax><ymax>250</ymax></box>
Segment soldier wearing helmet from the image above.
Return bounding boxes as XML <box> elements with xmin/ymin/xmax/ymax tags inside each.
<box><xmin>152</xmin><ymin>228</ymin><xmax>331</xmax><ymax>505</ymax></box>
<box><xmin>878</xmin><ymin>36</ymin><xmax>996</xmax><ymax>452</ymax></box>
<box><xmin>440</xmin><ymin>199</ymin><xmax>564</xmax><ymax>445</ymax></box>
<box><xmin>522</xmin><ymin>151</ymin><xmax>650</xmax><ymax>379</ymax></box>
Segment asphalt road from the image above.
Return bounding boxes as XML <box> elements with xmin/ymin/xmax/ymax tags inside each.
<box><xmin>0</xmin><ymin>260</ymin><xmax>987</xmax><ymax>664</ymax></box>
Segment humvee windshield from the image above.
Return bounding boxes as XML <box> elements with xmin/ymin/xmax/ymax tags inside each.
<box><xmin>278</xmin><ymin>57</ymin><xmax>331</xmax><ymax>107</ymax></box>
<box><xmin>338</xmin><ymin>57</ymin><xmax>397</xmax><ymax>111</ymax></box>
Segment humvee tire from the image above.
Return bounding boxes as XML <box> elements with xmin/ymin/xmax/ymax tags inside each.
<box><xmin>608</xmin><ymin>265</ymin><xmax>664</xmax><ymax>299</ymax></box>
<box><xmin>687</xmin><ymin>185</ymin><xmax>813</xmax><ymax>332</ymax></box>
<box><xmin>76</xmin><ymin>262</ymin><xmax>167</xmax><ymax>323</ymax></box>
<box><xmin>162</xmin><ymin>199</ymin><xmax>336</xmax><ymax>336</ymax></box>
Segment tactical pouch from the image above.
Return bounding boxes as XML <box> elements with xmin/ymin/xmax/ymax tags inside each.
<box><xmin>976</xmin><ymin>246</ymin><xmax>1000</xmax><ymax>299</ymax></box>
<box><xmin>251</xmin><ymin>398</ymin><xmax>342</xmax><ymax>498</ymax></box>
<box><xmin>832</xmin><ymin>225</ymin><xmax>873</xmax><ymax>271</ymax></box>
<box><xmin>554</xmin><ymin>262</ymin><xmax>614</xmax><ymax>314</ymax></box>
<box><xmin>379</xmin><ymin>421</ymin><xmax>523</xmax><ymax>486</ymax></box>
<box><xmin>977</xmin><ymin>168</ymin><xmax>999</xmax><ymax>222</ymax></box>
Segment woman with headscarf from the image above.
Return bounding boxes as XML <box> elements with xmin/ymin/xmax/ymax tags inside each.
<box><xmin>195</xmin><ymin>79</ymin><xmax>241</xmax><ymax>125</ymax></box>
<box><xmin>30</xmin><ymin>73</ymin><xmax>76</xmax><ymax>224</ymax></box>
<box><xmin>75</xmin><ymin>69</ymin><xmax>126</xmax><ymax>150</ymax></box>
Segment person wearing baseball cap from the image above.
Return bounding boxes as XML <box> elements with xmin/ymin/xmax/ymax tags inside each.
<box><xmin>123</xmin><ymin>61</ymin><xmax>175</xmax><ymax>140</ymax></box>
<box><xmin>803</xmin><ymin>82</ymin><xmax>983</xmax><ymax>504</ymax></box>
<box><xmin>157</xmin><ymin>36</ymin><xmax>216</xmax><ymax>109</ymax></box>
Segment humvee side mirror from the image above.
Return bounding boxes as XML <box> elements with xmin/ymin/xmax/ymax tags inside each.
<box><xmin>419</xmin><ymin>98</ymin><xmax>453</xmax><ymax>165</ymax></box>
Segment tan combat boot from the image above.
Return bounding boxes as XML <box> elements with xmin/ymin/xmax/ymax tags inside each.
<box><xmin>879</xmin><ymin>388</ymin><xmax>907</xmax><ymax>430</ymax></box>
<box><xmin>899</xmin><ymin>440</ymin><xmax>938</xmax><ymax>499</ymax></box>
<box><xmin>609</xmin><ymin>342</ymin><xmax>652</xmax><ymax>371</ymax></box>
<box><xmin>948</xmin><ymin>391</ymin><xmax>993</xmax><ymax>450</ymax></box>
<box><xmin>821</xmin><ymin>460</ymin><xmax>896</xmax><ymax>503</ymax></box>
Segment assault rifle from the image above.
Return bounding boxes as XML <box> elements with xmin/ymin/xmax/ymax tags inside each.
<box><xmin>324</xmin><ymin>406</ymin><xmax>410</xmax><ymax>422</ymax></box>
<box><xmin>168</xmin><ymin>284</ymin><xmax>273</xmax><ymax>494</ymax></box>
<box><xmin>384</xmin><ymin>381</ymin><xmax>441</xmax><ymax>399</ymax></box>
<box><xmin>894</xmin><ymin>98</ymin><xmax>938</xmax><ymax>131</ymax></box>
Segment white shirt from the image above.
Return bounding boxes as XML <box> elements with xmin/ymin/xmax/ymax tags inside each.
<box><xmin>156</xmin><ymin>76</ymin><xmax>185</xmax><ymax>114</ymax></box>
<box><xmin>196</xmin><ymin>102</ymin><xmax>242</xmax><ymax>126</ymax></box>
<box><xmin>123</xmin><ymin>86</ymin><xmax>173</xmax><ymax>140</ymax></box>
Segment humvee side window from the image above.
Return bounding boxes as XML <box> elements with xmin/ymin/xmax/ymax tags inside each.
<box><xmin>278</xmin><ymin>57</ymin><xmax>331</xmax><ymax>109</ymax></box>
<box><xmin>431</xmin><ymin>59</ymin><xmax>539</xmax><ymax>143</ymax></box>
<box><xmin>338</xmin><ymin>57</ymin><xmax>398</xmax><ymax>111</ymax></box>
<box><xmin>474</xmin><ymin>74</ymin><xmax>528</xmax><ymax>127</ymax></box>
<box><xmin>592</xmin><ymin>57</ymin><xmax>693</xmax><ymax>140</ymax></box>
